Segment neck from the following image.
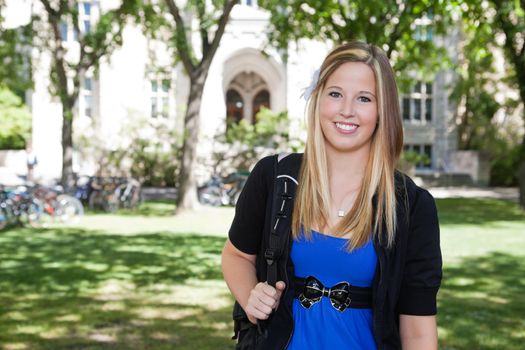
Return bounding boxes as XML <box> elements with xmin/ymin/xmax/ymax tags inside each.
<box><xmin>325</xmin><ymin>146</ymin><xmax>370</xmax><ymax>188</ymax></box>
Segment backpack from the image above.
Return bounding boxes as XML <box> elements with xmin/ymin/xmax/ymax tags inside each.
<box><xmin>232</xmin><ymin>153</ymin><xmax>302</xmax><ymax>350</ymax></box>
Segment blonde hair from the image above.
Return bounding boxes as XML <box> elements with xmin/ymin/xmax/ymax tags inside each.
<box><xmin>292</xmin><ymin>41</ymin><xmax>403</xmax><ymax>250</ymax></box>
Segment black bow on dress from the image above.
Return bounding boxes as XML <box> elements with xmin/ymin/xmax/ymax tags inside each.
<box><xmin>298</xmin><ymin>276</ymin><xmax>352</xmax><ymax>312</ymax></box>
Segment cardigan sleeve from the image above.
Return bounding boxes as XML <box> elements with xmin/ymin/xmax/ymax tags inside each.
<box><xmin>397</xmin><ymin>188</ymin><xmax>443</xmax><ymax>315</ymax></box>
<box><xmin>228</xmin><ymin>155</ymin><xmax>274</xmax><ymax>255</ymax></box>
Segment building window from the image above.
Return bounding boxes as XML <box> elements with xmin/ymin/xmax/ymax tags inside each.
<box><xmin>79</xmin><ymin>1</ymin><xmax>92</xmax><ymax>34</ymax></box>
<box><xmin>414</xmin><ymin>14</ymin><xmax>433</xmax><ymax>41</ymax></box>
<box><xmin>253</xmin><ymin>89</ymin><xmax>270</xmax><ymax>121</ymax></box>
<box><xmin>60</xmin><ymin>22</ymin><xmax>68</xmax><ymax>41</ymax></box>
<box><xmin>238</xmin><ymin>0</ymin><xmax>257</xmax><ymax>6</ymax></box>
<box><xmin>414</xmin><ymin>24</ymin><xmax>433</xmax><ymax>41</ymax></box>
<box><xmin>402</xmin><ymin>81</ymin><xmax>433</xmax><ymax>123</ymax></box>
<box><xmin>150</xmin><ymin>77</ymin><xmax>171</xmax><ymax>118</ymax></box>
<box><xmin>82</xmin><ymin>77</ymin><xmax>93</xmax><ymax>117</ymax></box>
<box><xmin>404</xmin><ymin>144</ymin><xmax>433</xmax><ymax>169</ymax></box>
<box><xmin>226</xmin><ymin>89</ymin><xmax>244</xmax><ymax>125</ymax></box>
<box><xmin>60</xmin><ymin>1</ymin><xmax>92</xmax><ymax>42</ymax></box>
<box><xmin>83</xmin><ymin>2</ymin><xmax>92</xmax><ymax>16</ymax></box>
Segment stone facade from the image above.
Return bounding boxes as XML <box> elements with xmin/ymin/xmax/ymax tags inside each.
<box><xmin>5</xmin><ymin>0</ymin><xmax>466</xmax><ymax>184</ymax></box>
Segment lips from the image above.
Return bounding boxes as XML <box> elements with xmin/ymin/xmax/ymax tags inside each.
<box><xmin>334</xmin><ymin>122</ymin><xmax>358</xmax><ymax>133</ymax></box>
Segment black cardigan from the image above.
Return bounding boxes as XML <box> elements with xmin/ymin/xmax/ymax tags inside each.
<box><xmin>229</xmin><ymin>154</ymin><xmax>442</xmax><ymax>349</ymax></box>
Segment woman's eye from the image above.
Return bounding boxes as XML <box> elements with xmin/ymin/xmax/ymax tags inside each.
<box><xmin>328</xmin><ymin>91</ymin><xmax>342</xmax><ymax>98</ymax></box>
<box><xmin>358</xmin><ymin>96</ymin><xmax>371</xmax><ymax>102</ymax></box>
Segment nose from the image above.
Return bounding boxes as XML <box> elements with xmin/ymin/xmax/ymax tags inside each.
<box><xmin>339</xmin><ymin>98</ymin><xmax>355</xmax><ymax>118</ymax></box>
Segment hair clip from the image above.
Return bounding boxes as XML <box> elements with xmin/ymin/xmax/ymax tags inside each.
<box><xmin>301</xmin><ymin>68</ymin><xmax>320</xmax><ymax>101</ymax></box>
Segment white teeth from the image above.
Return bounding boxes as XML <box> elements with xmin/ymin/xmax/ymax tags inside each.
<box><xmin>335</xmin><ymin>122</ymin><xmax>357</xmax><ymax>131</ymax></box>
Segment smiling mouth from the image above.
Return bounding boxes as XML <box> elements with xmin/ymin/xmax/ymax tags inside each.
<box><xmin>335</xmin><ymin>122</ymin><xmax>358</xmax><ymax>132</ymax></box>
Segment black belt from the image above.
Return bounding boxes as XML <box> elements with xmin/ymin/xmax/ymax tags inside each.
<box><xmin>293</xmin><ymin>276</ymin><xmax>372</xmax><ymax>311</ymax></box>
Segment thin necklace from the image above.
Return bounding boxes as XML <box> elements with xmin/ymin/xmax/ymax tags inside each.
<box><xmin>336</xmin><ymin>188</ymin><xmax>360</xmax><ymax>218</ymax></box>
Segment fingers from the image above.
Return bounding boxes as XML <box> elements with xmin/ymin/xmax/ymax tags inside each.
<box><xmin>245</xmin><ymin>281</ymin><xmax>286</xmax><ymax>322</ymax></box>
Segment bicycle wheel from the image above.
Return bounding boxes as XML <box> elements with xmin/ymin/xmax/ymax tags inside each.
<box><xmin>198</xmin><ymin>186</ymin><xmax>222</xmax><ymax>207</ymax></box>
<box><xmin>88</xmin><ymin>191</ymin><xmax>103</xmax><ymax>211</ymax></box>
<box><xmin>19</xmin><ymin>198</ymin><xmax>44</xmax><ymax>227</ymax></box>
<box><xmin>103</xmin><ymin>192</ymin><xmax>119</xmax><ymax>213</ymax></box>
<box><xmin>56</xmin><ymin>195</ymin><xmax>84</xmax><ymax>223</ymax></box>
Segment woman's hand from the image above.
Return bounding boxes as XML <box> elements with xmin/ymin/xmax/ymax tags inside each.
<box><xmin>245</xmin><ymin>281</ymin><xmax>286</xmax><ymax>324</ymax></box>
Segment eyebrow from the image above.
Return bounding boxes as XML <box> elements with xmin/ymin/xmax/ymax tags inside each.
<box><xmin>326</xmin><ymin>86</ymin><xmax>376</xmax><ymax>98</ymax></box>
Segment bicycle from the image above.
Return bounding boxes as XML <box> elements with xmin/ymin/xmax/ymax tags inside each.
<box><xmin>30</xmin><ymin>184</ymin><xmax>84</xmax><ymax>224</ymax></box>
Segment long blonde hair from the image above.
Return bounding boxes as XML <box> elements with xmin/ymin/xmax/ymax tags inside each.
<box><xmin>292</xmin><ymin>41</ymin><xmax>403</xmax><ymax>250</ymax></box>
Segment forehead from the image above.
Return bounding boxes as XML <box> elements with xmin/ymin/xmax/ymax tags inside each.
<box><xmin>325</xmin><ymin>62</ymin><xmax>376</xmax><ymax>90</ymax></box>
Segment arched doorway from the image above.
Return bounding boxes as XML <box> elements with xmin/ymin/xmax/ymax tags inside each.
<box><xmin>253</xmin><ymin>89</ymin><xmax>270</xmax><ymax>121</ymax></box>
<box><xmin>226</xmin><ymin>89</ymin><xmax>244</xmax><ymax>124</ymax></box>
<box><xmin>225</xmin><ymin>72</ymin><xmax>270</xmax><ymax>124</ymax></box>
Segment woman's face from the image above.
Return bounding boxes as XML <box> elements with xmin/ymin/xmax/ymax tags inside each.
<box><xmin>319</xmin><ymin>62</ymin><xmax>378</xmax><ymax>156</ymax></box>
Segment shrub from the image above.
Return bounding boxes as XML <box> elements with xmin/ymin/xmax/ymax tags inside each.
<box><xmin>208</xmin><ymin>108</ymin><xmax>304</xmax><ymax>175</ymax></box>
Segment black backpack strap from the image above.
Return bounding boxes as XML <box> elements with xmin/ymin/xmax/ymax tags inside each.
<box><xmin>265</xmin><ymin>153</ymin><xmax>301</xmax><ymax>286</ymax></box>
<box><xmin>231</xmin><ymin>153</ymin><xmax>302</xmax><ymax>344</ymax></box>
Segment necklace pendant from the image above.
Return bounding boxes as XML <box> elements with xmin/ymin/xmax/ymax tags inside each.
<box><xmin>337</xmin><ymin>210</ymin><xmax>345</xmax><ymax>217</ymax></box>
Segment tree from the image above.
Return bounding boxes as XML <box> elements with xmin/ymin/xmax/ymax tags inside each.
<box><xmin>134</xmin><ymin>0</ymin><xmax>236</xmax><ymax>213</ymax></box>
<box><xmin>463</xmin><ymin>0</ymin><xmax>525</xmax><ymax>205</ymax></box>
<box><xmin>451</xmin><ymin>19</ymin><xmax>500</xmax><ymax>151</ymax></box>
<box><xmin>0</xmin><ymin>8</ymin><xmax>32</xmax><ymax>98</ymax></box>
<box><xmin>258</xmin><ymin>0</ymin><xmax>456</xmax><ymax>88</ymax></box>
<box><xmin>451</xmin><ymin>1</ymin><xmax>522</xmax><ymax>187</ymax></box>
<box><xmin>489</xmin><ymin>0</ymin><xmax>525</xmax><ymax>207</ymax></box>
<box><xmin>30</xmin><ymin>0</ymin><xmax>136</xmax><ymax>185</ymax></box>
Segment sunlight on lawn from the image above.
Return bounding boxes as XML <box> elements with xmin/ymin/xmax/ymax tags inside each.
<box><xmin>0</xmin><ymin>198</ymin><xmax>524</xmax><ymax>350</ymax></box>
<box><xmin>0</xmin><ymin>207</ymin><xmax>235</xmax><ymax>350</ymax></box>
<box><xmin>75</xmin><ymin>204</ymin><xmax>234</xmax><ymax>236</ymax></box>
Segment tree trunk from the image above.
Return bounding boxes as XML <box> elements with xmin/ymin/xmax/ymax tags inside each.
<box><xmin>517</xmin><ymin>70</ymin><xmax>525</xmax><ymax>209</ymax></box>
<box><xmin>61</xmin><ymin>105</ymin><xmax>74</xmax><ymax>187</ymax></box>
<box><xmin>518</xmin><ymin>160</ymin><xmax>525</xmax><ymax>210</ymax></box>
<box><xmin>175</xmin><ymin>70</ymin><xmax>207</xmax><ymax>213</ymax></box>
<box><xmin>518</xmin><ymin>111</ymin><xmax>525</xmax><ymax>209</ymax></box>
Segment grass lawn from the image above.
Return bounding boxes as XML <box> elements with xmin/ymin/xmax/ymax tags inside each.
<box><xmin>0</xmin><ymin>198</ymin><xmax>524</xmax><ymax>349</ymax></box>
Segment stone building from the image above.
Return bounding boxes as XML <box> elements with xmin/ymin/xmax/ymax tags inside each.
<box><xmin>3</xmin><ymin>0</ymin><xmax>481</xmax><ymax>185</ymax></box>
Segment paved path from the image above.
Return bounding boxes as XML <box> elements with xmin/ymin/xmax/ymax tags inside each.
<box><xmin>142</xmin><ymin>187</ymin><xmax>177</xmax><ymax>200</ymax></box>
<box><xmin>142</xmin><ymin>186</ymin><xmax>519</xmax><ymax>201</ymax></box>
<box><xmin>427</xmin><ymin>186</ymin><xmax>518</xmax><ymax>201</ymax></box>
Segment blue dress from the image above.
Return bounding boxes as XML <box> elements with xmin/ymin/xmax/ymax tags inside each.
<box><xmin>286</xmin><ymin>230</ymin><xmax>378</xmax><ymax>350</ymax></box>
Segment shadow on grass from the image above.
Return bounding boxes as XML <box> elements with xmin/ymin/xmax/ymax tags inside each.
<box><xmin>439</xmin><ymin>252</ymin><xmax>525</xmax><ymax>350</ymax></box>
<box><xmin>435</xmin><ymin>198</ymin><xmax>525</xmax><ymax>225</ymax></box>
<box><xmin>0</xmin><ymin>226</ymin><xmax>234</xmax><ymax>350</ymax></box>
<box><xmin>0</xmin><ymin>226</ymin><xmax>225</xmax><ymax>290</ymax></box>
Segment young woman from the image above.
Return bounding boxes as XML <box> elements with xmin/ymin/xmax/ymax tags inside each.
<box><xmin>222</xmin><ymin>41</ymin><xmax>442</xmax><ymax>350</ymax></box>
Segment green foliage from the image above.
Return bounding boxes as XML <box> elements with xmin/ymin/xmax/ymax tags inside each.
<box><xmin>450</xmin><ymin>18</ymin><xmax>501</xmax><ymax>151</ymax></box>
<box><xmin>398</xmin><ymin>150</ymin><xmax>431</xmax><ymax>175</ymax></box>
<box><xmin>0</xmin><ymin>22</ymin><xmax>32</xmax><ymax>97</ymax></box>
<box><xmin>208</xmin><ymin>108</ymin><xmax>304</xmax><ymax>174</ymax></box>
<box><xmin>37</xmin><ymin>0</ymin><xmax>138</xmax><ymax>100</ymax></box>
<box><xmin>0</xmin><ymin>85</ymin><xmax>31</xmax><ymax>150</ymax></box>
<box><xmin>455</xmin><ymin>0</ymin><xmax>524</xmax><ymax>186</ymax></box>
<box><xmin>258</xmin><ymin>0</ymin><xmax>456</xmax><ymax>88</ymax></box>
<box><xmin>489</xmin><ymin>139</ymin><xmax>521</xmax><ymax>186</ymax></box>
<box><xmin>401</xmin><ymin>150</ymin><xmax>431</xmax><ymax>165</ymax></box>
